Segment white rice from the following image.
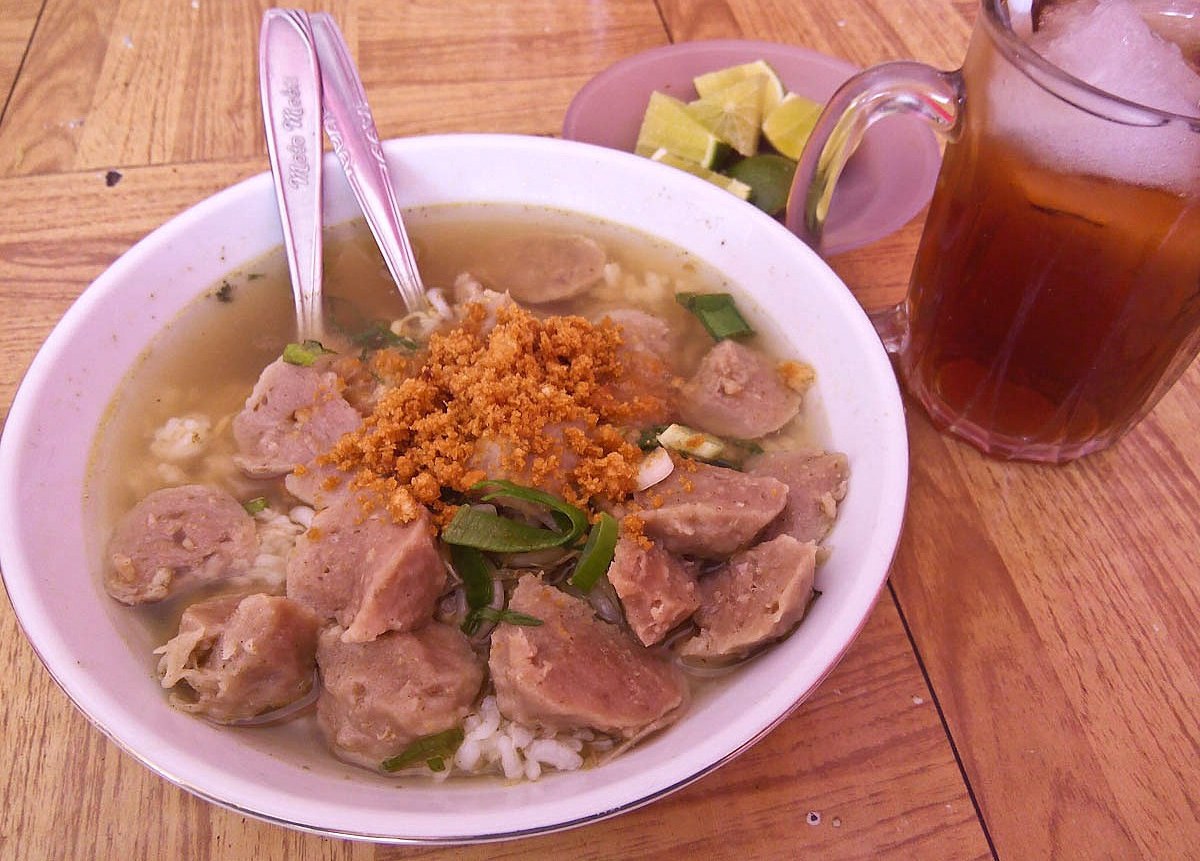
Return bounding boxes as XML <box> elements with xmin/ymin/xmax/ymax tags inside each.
<box><xmin>590</xmin><ymin>260</ymin><xmax>677</xmax><ymax>308</ymax></box>
<box><xmin>448</xmin><ymin>695</ymin><xmax>586</xmax><ymax>781</ymax></box>
<box><xmin>149</xmin><ymin>414</ymin><xmax>213</xmax><ymax>461</ymax></box>
<box><xmin>244</xmin><ymin>506</ymin><xmax>310</xmax><ymax>590</ymax></box>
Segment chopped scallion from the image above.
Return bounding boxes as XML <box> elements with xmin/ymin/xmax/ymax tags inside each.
<box><xmin>473</xmin><ymin>479</ymin><xmax>589</xmax><ymax>547</ymax></box>
<box><xmin>380</xmin><ymin>726</ymin><xmax>465</xmax><ymax>773</ymax></box>
<box><xmin>441</xmin><ymin>506</ymin><xmax>568</xmax><ymax>553</ymax></box>
<box><xmin>568</xmin><ymin>513</ymin><xmax>619</xmax><ymax>593</ymax></box>
<box><xmin>472</xmin><ymin>607</ymin><xmax>543</xmax><ymax>627</ymax></box>
<box><xmin>450</xmin><ymin>545</ymin><xmax>495</xmax><ymax>635</ymax></box>
<box><xmin>675</xmin><ymin>292</ymin><xmax>754</xmax><ymax>340</ymax></box>
<box><xmin>282</xmin><ymin>340</ymin><xmax>334</xmax><ymax>366</ymax></box>
<box><xmin>242</xmin><ymin>497</ymin><xmax>268</xmax><ymax>515</ymax></box>
<box><xmin>350</xmin><ymin>321</ymin><xmax>420</xmax><ymax>352</ymax></box>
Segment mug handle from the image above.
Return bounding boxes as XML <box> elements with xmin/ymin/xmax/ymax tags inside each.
<box><xmin>786</xmin><ymin>61</ymin><xmax>964</xmax><ymax>350</ymax></box>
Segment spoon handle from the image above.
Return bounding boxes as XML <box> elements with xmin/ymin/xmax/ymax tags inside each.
<box><xmin>311</xmin><ymin>13</ymin><xmax>429</xmax><ymax>313</ymax></box>
<box><xmin>259</xmin><ymin>9</ymin><xmax>324</xmax><ymax>342</ymax></box>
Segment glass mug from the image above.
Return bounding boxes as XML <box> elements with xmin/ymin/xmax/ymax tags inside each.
<box><xmin>790</xmin><ymin>0</ymin><xmax>1200</xmax><ymax>463</ymax></box>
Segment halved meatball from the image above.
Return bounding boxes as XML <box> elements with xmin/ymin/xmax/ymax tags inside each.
<box><xmin>232</xmin><ymin>358</ymin><xmax>362</xmax><ymax>479</ymax></box>
<box><xmin>286</xmin><ymin>496</ymin><xmax>445</xmax><ymax>643</ymax></box>
<box><xmin>628</xmin><ymin>458</ymin><xmax>788</xmax><ymax>558</ymax></box>
<box><xmin>678</xmin><ymin>340</ymin><xmax>801</xmax><ymax>439</ymax></box>
<box><xmin>680</xmin><ymin>534</ymin><xmax>817</xmax><ymax>662</ymax></box>
<box><xmin>606</xmin><ymin>534</ymin><xmax>699</xmax><ymax>646</ymax></box>
<box><xmin>475</xmin><ymin>233</ymin><xmax>606</xmax><ymax>304</ymax></box>
<box><xmin>748</xmin><ymin>449</ymin><xmax>849</xmax><ymax>544</ymax></box>
<box><xmin>156</xmin><ymin>593</ymin><xmax>320</xmax><ymax>724</ymax></box>
<box><xmin>106</xmin><ymin>484</ymin><xmax>258</xmax><ymax>605</ymax></box>
<box><xmin>489</xmin><ymin>575</ymin><xmax>688</xmax><ymax>738</ymax></box>
<box><xmin>316</xmin><ymin>622</ymin><xmax>484</xmax><ymax>770</ymax></box>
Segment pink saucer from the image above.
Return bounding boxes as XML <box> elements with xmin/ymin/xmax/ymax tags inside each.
<box><xmin>563</xmin><ymin>39</ymin><xmax>942</xmax><ymax>256</ymax></box>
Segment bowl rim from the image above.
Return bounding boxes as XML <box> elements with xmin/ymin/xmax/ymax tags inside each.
<box><xmin>0</xmin><ymin>132</ymin><xmax>909</xmax><ymax>843</ymax></box>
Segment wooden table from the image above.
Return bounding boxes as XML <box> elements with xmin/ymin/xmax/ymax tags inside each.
<box><xmin>1</xmin><ymin>2</ymin><xmax>1196</xmax><ymax>859</ymax></box>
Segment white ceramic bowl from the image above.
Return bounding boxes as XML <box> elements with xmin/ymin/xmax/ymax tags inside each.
<box><xmin>0</xmin><ymin>134</ymin><xmax>907</xmax><ymax>843</ymax></box>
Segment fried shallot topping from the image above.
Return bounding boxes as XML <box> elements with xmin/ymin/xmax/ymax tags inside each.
<box><xmin>324</xmin><ymin>303</ymin><xmax>668</xmax><ymax>523</ymax></box>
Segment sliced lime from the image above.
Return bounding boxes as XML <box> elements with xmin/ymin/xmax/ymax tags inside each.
<box><xmin>726</xmin><ymin>154</ymin><xmax>797</xmax><ymax>216</ymax></box>
<box><xmin>635</xmin><ymin>91</ymin><xmax>731</xmax><ymax>168</ymax></box>
<box><xmin>694</xmin><ymin>59</ymin><xmax>786</xmax><ymax>116</ymax></box>
<box><xmin>685</xmin><ymin>76</ymin><xmax>765</xmax><ymax>157</ymax></box>
<box><xmin>650</xmin><ymin>149</ymin><xmax>752</xmax><ymax>200</ymax></box>
<box><xmin>761</xmin><ymin>92</ymin><xmax>823</xmax><ymax>160</ymax></box>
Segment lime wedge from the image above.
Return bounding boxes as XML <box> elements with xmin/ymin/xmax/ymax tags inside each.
<box><xmin>694</xmin><ymin>59</ymin><xmax>786</xmax><ymax>116</ymax></box>
<box><xmin>685</xmin><ymin>76</ymin><xmax>765</xmax><ymax>158</ymax></box>
<box><xmin>650</xmin><ymin>149</ymin><xmax>752</xmax><ymax>201</ymax></box>
<box><xmin>635</xmin><ymin>91</ymin><xmax>731</xmax><ymax>168</ymax></box>
<box><xmin>762</xmin><ymin>92</ymin><xmax>823</xmax><ymax>160</ymax></box>
<box><xmin>726</xmin><ymin>154</ymin><xmax>797</xmax><ymax>216</ymax></box>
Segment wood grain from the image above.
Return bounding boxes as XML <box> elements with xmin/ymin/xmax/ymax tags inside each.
<box><xmin>0</xmin><ymin>159</ymin><xmax>266</xmax><ymax>428</ymax></box>
<box><xmin>0</xmin><ymin>0</ymin><xmax>667</xmax><ymax>178</ymax></box>
<box><xmin>893</xmin><ymin>369</ymin><xmax>1200</xmax><ymax>860</ymax></box>
<box><xmin>0</xmin><ymin>0</ymin><xmax>41</xmax><ymax>109</ymax></box>
<box><xmin>657</xmin><ymin>0</ymin><xmax>974</xmax><ymax>69</ymax></box>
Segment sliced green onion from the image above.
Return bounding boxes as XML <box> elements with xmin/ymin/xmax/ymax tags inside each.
<box><xmin>441</xmin><ymin>506</ymin><xmax>567</xmax><ymax>553</ymax></box>
<box><xmin>675</xmin><ymin>292</ymin><xmax>754</xmax><ymax>340</ymax></box>
<box><xmin>451</xmin><ymin>545</ymin><xmax>494</xmax><ymax>611</ymax></box>
<box><xmin>569</xmin><ymin>513</ymin><xmax>619</xmax><ymax>593</ymax></box>
<box><xmin>242</xmin><ymin>496</ymin><xmax>268</xmax><ymax>515</ymax></box>
<box><xmin>380</xmin><ymin>726</ymin><xmax>465</xmax><ymax>773</ymax></box>
<box><xmin>450</xmin><ymin>545</ymin><xmax>495</xmax><ymax>635</ymax></box>
<box><xmin>472</xmin><ymin>607</ymin><xmax>543</xmax><ymax>627</ymax></box>
<box><xmin>282</xmin><ymin>340</ymin><xmax>334</xmax><ymax>366</ymax></box>
<box><xmin>350</xmin><ymin>321</ymin><xmax>420</xmax><ymax>352</ymax></box>
<box><xmin>472</xmin><ymin>479</ymin><xmax>589</xmax><ymax>547</ymax></box>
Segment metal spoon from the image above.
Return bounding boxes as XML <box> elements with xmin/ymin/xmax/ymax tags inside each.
<box><xmin>311</xmin><ymin>13</ymin><xmax>429</xmax><ymax>313</ymax></box>
<box><xmin>259</xmin><ymin>8</ymin><xmax>325</xmax><ymax>341</ymax></box>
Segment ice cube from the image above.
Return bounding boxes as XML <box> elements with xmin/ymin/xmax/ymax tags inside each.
<box><xmin>1130</xmin><ymin>0</ymin><xmax>1200</xmax><ymax>72</ymax></box>
<box><xmin>1034</xmin><ymin>0</ymin><xmax>1200</xmax><ymax>115</ymax></box>
<box><xmin>988</xmin><ymin>0</ymin><xmax>1200</xmax><ymax>195</ymax></box>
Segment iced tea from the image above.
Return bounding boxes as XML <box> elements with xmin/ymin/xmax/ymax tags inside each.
<box><xmin>789</xmin><ymin>0</ymin><xmax>1200</xmax><ymax>461</ymax></box>
<box><xmin>902</xmin><ymin>94</ymin><xmax>1200</xmax><ymax>460</ymax></box>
